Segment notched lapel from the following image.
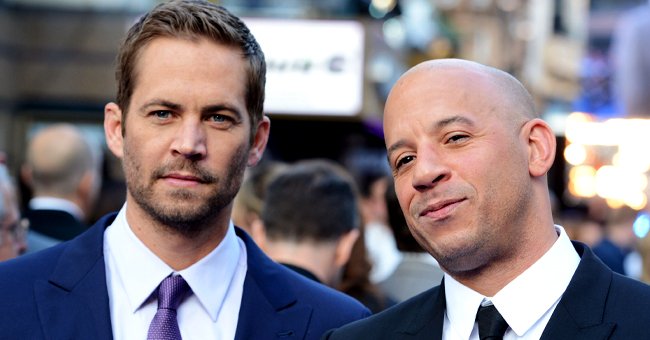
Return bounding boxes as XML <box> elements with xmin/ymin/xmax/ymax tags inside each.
<box><xmin>34</xmin><ymin>277</ymin><xmax>112</xmax><ymax>340</ymax></box>
<box><xmin>541</xmin><ymin>242</ymin><xmax>617</xmax><ymax>340</ymax></box>
<box><xmin>34</xmin><ymin>215</ymin><xmax>115</xmax><ymax>340</ymax></box>
<box><xmin>541</xmin><ymin>303</ymin><xmax>615</xmax><ymax>340</ymax></box>
<box><xmin>396</xmin><ymin>282</ymin><xmax>445</xmax><ymax>340</ymax></box>
<box><xmin>235</xmin><ymin>227</ymin><xmax>313</xmax><ymax>339</ymax></box>
<box><xmin>235</xmin><ymin>275</ymin><xmax>313</xmax><ymax>339</ymax></box>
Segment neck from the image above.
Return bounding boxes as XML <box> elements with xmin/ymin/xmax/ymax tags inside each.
<box><xmin>264</xmin><ymin>239</ymin><xmax>338</xmax><ymax>286</ymax></box>
<box><xmin>450</xmin><ymin>223</ymin><xmax>559</xmax><ymax>297</ymax></box>
<box><xmin>125</xmin><ymin>199</ymin><xmax>230</xmax><ymax>271</ymax></box>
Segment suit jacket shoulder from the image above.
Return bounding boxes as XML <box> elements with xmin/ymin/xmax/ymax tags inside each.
<box><xmin>0</xmin><ymin>214</ymin><xmax>370</xmax><ymax>340</ymax></box>
<box><xmin>326</xmin><ymin>241</ymin><xmax>650</xmax><ymax>340</ymax></box>
<box><xmin>25</xmin><ymin>208</ymin><xmax>88</xmax><ymax>241</ymax></box>
<box><xmin>0</xmin><ymin>213</ymin><xmax>114</xmax><ymax>340</ymax></box>
<box><xmin>541</xmin><ymin>241</ymin><xmax>650</xmax><ymax>340</ymax></box>
<box><xmin>235</xmin><ymin>227</ymin><xmax>371</xmax><ymax>340</ymax></box>
<box><xmin>324</xmin><ymin>283</ymin><xmax>445</xmax><ymax>340</ymax></box>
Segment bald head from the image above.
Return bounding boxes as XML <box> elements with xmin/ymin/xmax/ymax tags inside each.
<box><xmin>25</xmin><ymin>124</ymin><xmax>96</xmax><ymax>197</ymax></box>
<box><xmin>387</xmin><ymin>59</ymin><xmax>537</xmax><ymax>124</ymax></box>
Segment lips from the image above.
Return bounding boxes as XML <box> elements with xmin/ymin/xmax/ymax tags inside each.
<box><xmin>420</xmin><ymin>198</ymin><xmax>466</xmax><ymax>219</ymax></box>
<box><xmin>160</xmin><ymin>172</ymin><xmax>208</xmax><ymax>186</ymax></box>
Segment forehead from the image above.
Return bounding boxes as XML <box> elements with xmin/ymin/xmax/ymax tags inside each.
<box><xmin>132</xmin><ymin>36</ymin><xmax>247</xmax><ymax>99</ymax></box>
<box><xmin>383</xmin><ymin>67</ymin><xmax>502</xmax><ymax>139</ymax></box>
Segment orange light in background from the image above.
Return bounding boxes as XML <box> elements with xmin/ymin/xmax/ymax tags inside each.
<box><xmin>564</xmin><ymin>143</ymin><xmax>587</xmax><ymax>165</ymax></box>
<box><xmin>564</xmin><ymin>112</ymin><xmax>650</xmax><ymax>210</ymax></box>
<box><xmin>606</xmin><ymin>198</ymin><xmax>625</xmax><ymax>209</ymax></box>
<box><xmin>568</xmin><ymin>165</ymin><xmax>597</xmax><ymax>198</ymax></box>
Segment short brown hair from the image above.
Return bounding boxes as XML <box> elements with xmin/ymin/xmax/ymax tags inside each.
<box><xmin>115</xmin><ymin>0</ymin><xmax>265</xmax><ymax>135</ymax></box>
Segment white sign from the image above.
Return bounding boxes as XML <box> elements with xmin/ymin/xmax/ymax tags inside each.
<box><xmin>244</xmin><ymin>18</ymin><xmax>365</xmax><ymax>116</ymax></box>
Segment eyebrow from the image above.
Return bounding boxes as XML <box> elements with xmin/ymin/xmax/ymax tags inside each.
<box><xmin>434</xmin><ymin>115</ymin><xmax>476</xmax><ymax>130</ymax></box>
<box><xmin>386</xmin><ymin>115</ymin><xmax>476</xmax><ymax>159</ymax></box>
<box><xmin>139</xmin><ymin>99</ymin><xmax>181</xmax><ymax>112</ymax></box>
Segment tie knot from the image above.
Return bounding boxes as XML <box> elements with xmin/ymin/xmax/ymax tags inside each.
<box><xmin>156</xmin><ymin>275</ymin><xmax>190</xmax><ymax>311</ymax></box>
<box><xmin>475</xmin><ymin>303</ymin><xmax>509</xmax><ymax>340</ymax></box>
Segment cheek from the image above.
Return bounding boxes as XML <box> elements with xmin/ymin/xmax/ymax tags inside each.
<box><xmin>394</xmin><ymin>182</ymin><xmax>412</xmax><ymax>217</ymax></box>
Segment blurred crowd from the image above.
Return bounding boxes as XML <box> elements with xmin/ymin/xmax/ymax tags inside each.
<box><xmin>2</xmin><ymin>1</ymin><xmax>650</xmax><ymax>317</ymax></box>
<box><xmin>4</xmin><ymin>129</ymin><xmax>650</xmax><ymax>313</ymax></box>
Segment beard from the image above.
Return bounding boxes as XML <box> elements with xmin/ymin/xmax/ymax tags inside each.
<box><xmin>123</xmin><ymin>142</ymin><xmax>249</xmax><ymax>238</ymax></box>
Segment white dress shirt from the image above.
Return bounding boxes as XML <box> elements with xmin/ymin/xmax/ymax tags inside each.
<box><xmin>442</xmin><ymin>225</ymin><xmax>580</xmax><ymax>340</ymax></box>
<box><xmin>104</xmin><ymin>205</ymin><xmax>247</xmax><ymax>340</ymax></box>
<box><xmin>29</xmin><ymin>196</ymin><xmax>84</xmax><ymax>220</ymax></box>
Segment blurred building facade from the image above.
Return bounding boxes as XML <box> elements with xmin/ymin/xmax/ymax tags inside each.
<box><xmin>1</xmin><ymin>0</ymin><xmax>648</xmax><ymax>219</ymax></box>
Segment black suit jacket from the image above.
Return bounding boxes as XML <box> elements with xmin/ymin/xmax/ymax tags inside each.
<box><xmin>0</xmin><ymin>213</ymin><xmax>370</xmax><ymax>339</ymax></box>
<box><xmin>324</xmin><ymin>242</ymin><xmax>650</xmax><ymax>339</ymax></box>
<box><xmin>25</xmin><ymin>208</ymin><xmax>88</xmax><ymax>241</ymax></box>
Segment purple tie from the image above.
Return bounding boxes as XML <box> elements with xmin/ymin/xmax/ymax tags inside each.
<box><xmin>147</xmin><ymin>275</ymin><xmax>191</xmax><ymax>340</ymax></box>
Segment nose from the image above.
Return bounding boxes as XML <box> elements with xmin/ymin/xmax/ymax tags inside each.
<box><xmin>171</xmin><ymin>118</ymin><xmax>207</xmax><ymax>161</ymax></box>
<box><xmin>411</xmin><ymin>147</ymin><xmax>450</xmax><ymax>191</ymax></box>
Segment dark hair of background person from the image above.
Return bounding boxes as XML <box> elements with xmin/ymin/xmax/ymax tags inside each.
<box><xmin>262</xmin><ymin>159</ymin><xmax>359</xmax><ymax>242</ymax></box>
<box><xmin>337</xmin><ymin>226</ymin><xmax>394</xmax><ymax>314</ymax></box>
<box><xmin>384</xmin><ymin>177</ymin><xmax>424</xmax><ymax>253</ymax></box>
<box><xmin>232</xmin><ymin>159</ymin><xmax>287</xmax><ymax>233</ymax></box>
<box><xmin>115</xmin><ymin>0</ymin><xmax>266</xmax><ymax>139</ymax></box>
<box><xmin>342</xmin><ymin>147</ymin><xmax>391</xmax><ymax>199</ymax></box>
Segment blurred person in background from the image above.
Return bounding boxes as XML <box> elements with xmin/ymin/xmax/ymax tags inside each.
<box><xmin>593</xmin><ymin>206</ymin><xmax>641</xmax><ymax>278</ymax></box>
<box><xmin>231</xmin><ymin>159</ymin><xmax>286</xmax><ymax>243</ymax></box>
<box><xmin>260</xmin><ymin>159</ymin><xmax>360</xmax><ymax>286</ymax></box>
<box><xmin>0</xmin><ymin>1</ymin><xmax>369</xmax><ymax>338</ymax></box>
<box><xmin>21</xmin><ymin>123</ymin><xmax>101</xmax><ymax>253</ymax></box>
<box><xmin>0</xmin><ymin>164</ymin><xmax>28</xmax><ymax>261</ymax></box>
<box><xmin>611</xmin><ymin>3</ymin><xmax>650</xmax><ymax>117</ymax></box>
<box><xmin>338</xmin><ymin>225</ymin><xmax>396</xmax><ymax>314</ymax></box>
<box><xmin>378</xmin><ymin>177</ymin><xmax>444</xmax><ymax>303</ymax></box>
<box><xmin>555</xmin><ymin>205</ymin><xmax>603</xmax><ymax>248</ymax></box>
<box><xmin>325</xmin><ymin>58</ymin><xmax>650</xmax><ymax>339</ymax></box>
<box><xmin>343</xmin><ymin>147</ymin><xmax>401</xmax><ymax>283</ymax></box>
<box><xmin>636</xmin><ymin>218</ymin><xmax>650</xmax><ymax>284</ymax></box>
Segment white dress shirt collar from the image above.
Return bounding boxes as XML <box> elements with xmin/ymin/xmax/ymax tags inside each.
<box><xmin>109</xmin><ymin>205</ymin><xmax>242</xmax><ymax>322</ymax></box>
<box><xmin>444</xmin><ymin>225</ymin><xmax>580</xmax><ymax>339</ymax></box>
<box><xmin>29</xmin><ymin>196</ymin><xmax>84</xmax><ymax>220</ymax></box>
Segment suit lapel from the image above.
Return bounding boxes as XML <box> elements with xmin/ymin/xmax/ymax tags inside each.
<box><xmin>34</xmin><ymin>214</ymin><xmax>116</xmax><ymax>340</ymax></box>
<box><xmin>235</xmin><ymin>228</ymin><xmax>312</xmax><ymax>339</ymax></box>
<box><xmin>395</xmin><ymin>280</ymin><xmax>446</xmax><ymax>340</ymax></box>
<box><xmin>541</xmin><ymin>242</ymin><xmax>615</xmax><ymax>340</ymax></box>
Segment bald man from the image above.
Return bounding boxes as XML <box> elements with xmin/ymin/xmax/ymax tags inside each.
<box><xmin>22</xmin><ymin>124</ymin><xmax>102</xmax><ymax>252</ymax></box>
<box><xmin>324</xmin><ymin>59</ymin><xmax>650</xmax><ymax>339</ymax></box>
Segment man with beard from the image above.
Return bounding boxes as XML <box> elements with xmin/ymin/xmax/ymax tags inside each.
<box><xmin>324</xmin><ymin>59</ymin><xmax>650</xmax><ymax>339</ymax></box>
<box><xmin>0</xmin><ymin>1</ymin><xmax>369</xmax><ymax>339</ymax></box>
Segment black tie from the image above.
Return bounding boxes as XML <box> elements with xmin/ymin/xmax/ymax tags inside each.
<box><xmin>475</xmin><ymin>304</ymin><xmax>509</xmax><ymax>340</ymax></box>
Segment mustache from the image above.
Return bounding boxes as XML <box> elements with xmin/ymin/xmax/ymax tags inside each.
<box><xmin>152</xmin><ymin>160</ymin><xmax>217</xmax><ymax>184</ymax></box>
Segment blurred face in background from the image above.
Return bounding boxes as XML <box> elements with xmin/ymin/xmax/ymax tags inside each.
<box><xmin>0</xmin><ymin>187</ymin><xmax>27</xmax><ymax>261</ymax></box>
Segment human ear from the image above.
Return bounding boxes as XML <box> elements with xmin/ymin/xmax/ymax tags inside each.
<box><xmin>526</xmin><ymin>118</ymin><xmax>556</xmax><ymax>177</ymax></box>
<box><xmin>334</xmin><ymin>229</ymin><xmax>360</xmax><ymax>268</ymax></box>
<box><xmin>104</xmin><ymin>102</ymin><xmax>124</xmax><ymax>159</ymax></box>
<box><xmin>247</xmin><ymin>115</ymin><xmax>270</xmax><ymax>166</ymax></box>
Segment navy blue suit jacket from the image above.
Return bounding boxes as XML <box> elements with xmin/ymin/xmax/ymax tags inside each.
<box><xmin>0</xmin><ymin>213</ymin><xmax>370</xmax><ymax>339</ymax></box>
<box><xmin>324</xmin><ymin>242</ymin><xmax>650</xmax><ymax>339</ymax></box>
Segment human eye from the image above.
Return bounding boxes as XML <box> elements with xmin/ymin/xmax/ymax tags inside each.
<box><xmin>150</xmin><ymin>110</ymin><xmax>173</xmax><ymax>120</ymax></box>
<box><xmin>446</xmin><ymin>133</ymin><xmax>469</xmax><ymax>144</ymax></box>
<box><xmin>395</xmin><ymin>155</ymin><xmax>415</xmax><ymax>170</ymax></box>
<box><xmin>206</xmin><ymin>113</ymin><xmax>237</xmax><ymax>129</ymax></box>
